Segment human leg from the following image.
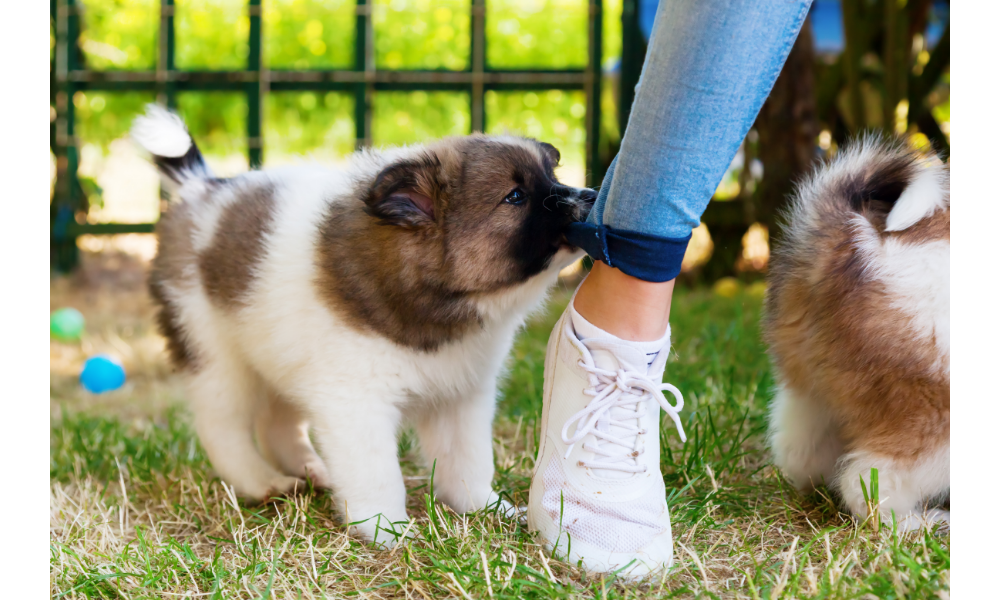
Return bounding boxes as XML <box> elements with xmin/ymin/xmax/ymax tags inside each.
<box><xmin>573</xmin><ymin>262</ymin><xmax>675</xmax><ymax>341</ymax></box>
<box><xmin>531</xmin><ymin>0</ymin><xmax>814</xmax><ymax>577</ymax></box>
<box><xmin>569</xmin><ymin>0</ymin><xmax>814</xmax><ymax>285</ymax></box>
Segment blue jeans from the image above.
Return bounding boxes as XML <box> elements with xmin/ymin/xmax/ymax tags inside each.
<box><xmin>568</xmin><ymin>0</ymin><xmax>813</xmax><ymax>282</ymax></box>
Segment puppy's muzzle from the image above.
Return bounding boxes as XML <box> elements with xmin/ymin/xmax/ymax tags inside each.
<box><xmin>550</xmin><ymin>184</ymin><xmax>597</xmax><ymax>223</ymax></box>
<box><xmin>549</xmin><ymin>185</ymin><xmax>596</xmax><ymax>251</ymax></box>
<box><xmin>572</xmin><ymin>188</ymin><xmax>598</xmax><ymax>221</ymax></box>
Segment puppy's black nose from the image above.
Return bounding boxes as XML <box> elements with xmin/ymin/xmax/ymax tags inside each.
<box><xmin>565</xmin><ymin>187</ymin><xmax>596</xmax><ymax>222</ymax></box>
<box><xmin>578</xmin><ymin>188</ymin><xmax>597</xmax><ymax>205</ymax></box>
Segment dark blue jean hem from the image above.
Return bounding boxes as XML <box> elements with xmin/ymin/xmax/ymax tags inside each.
<box><xmin>566</xmin><ymin>222</ymin><xmax>691</xmax><ymax>283</ymax></box>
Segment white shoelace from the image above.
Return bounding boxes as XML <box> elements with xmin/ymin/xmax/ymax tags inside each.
<box><xmin>560</xmin><ymin>351</ymin><xmax>687</xmax><ymax>473</ymax></box>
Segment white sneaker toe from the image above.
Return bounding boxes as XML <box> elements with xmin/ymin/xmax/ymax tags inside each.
<box><xmin>559</xmin><ymin>537</ymin><xmax>671</xmax><ymax>580</ymax></box>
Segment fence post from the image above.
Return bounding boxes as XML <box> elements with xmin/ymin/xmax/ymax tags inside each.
<box><xmin>355</xmin><ymin>0</ymin><xmax>373</xmax><ymax>149</ymax></box>
<box><xmin>586</xmin><ymin>0</ymin><xmax>603</xmax><ymax>188</ymax></box>
<box><xmin>618</xmin><ymin>0</ymin><xmax>644</xmax><ymax>139</ymax></box>
<box><xmin>470</xmin><ymin>0</ymin><xmax>486</xmax><ymax>133</ymax></box>
<box><xmin>840</xmin><ymin>0</ymin><xmax>866</xmax><ymax>130</ymax></box>
<box><xmin>883</xmin><ymin>0</ymin><xmax>909</xmax><ymax>135</ymax></box>
<box><xmin>51</xmin><ymin>0</ymin><xmax>81</xmax><ymax>272</ymax></box>
<box><xmin>158</xmin><ymin>0</ymin><xmax>176</xmax><ymax>108</ymax></box>
<box><xmin>248</xmin><ymin>0</ymin><xmax>263</xmax><ymax>167</ymax></box>
<box><xmin>50</xmin><ymin>0</ymin><xmax>57</xmax><ymax>157</ymax></box>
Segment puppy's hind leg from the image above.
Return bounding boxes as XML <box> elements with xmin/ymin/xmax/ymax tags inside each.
<box><xmin>768</xmin><ymin>383</ymin><xmax>844</xmax><ymax>491</ymax></box>
<box><xmin>255</xmin><ymin>392</ymin><xmax>332</xmax><ymax>489</ymax></box>
<box><xmin>187</xmin><ymin>353</ymin><xmax>305</xmax><ymax>501</ymax></box>
<box><xmin>835</xmin><ymin>444</ymin><xmax>950</xmax><ymax>532</ymax></box>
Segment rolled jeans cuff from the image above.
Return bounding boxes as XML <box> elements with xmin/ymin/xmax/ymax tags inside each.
<box><xmin>566</xmin><ymin>222</ymin><xmax>691</xmax><ymax>283</ymax></box>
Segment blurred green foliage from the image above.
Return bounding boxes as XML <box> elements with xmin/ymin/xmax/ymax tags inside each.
<box><xmin>487</xmin><ymin>0</ymin><xmax>584</xmax><ymax>69</ymax></box>
<box><xmin>73</xmin><ymin>90</ymin><xmax>250</xmax><ymax>160</ymax></box>
<box><xmin>375</xmin><ymin>0</ymin><xmax>470</xmax><ymax>70</ymax></box>
<box><xmin>266</xmin><ymin>0</ymin><xmax>355</xmax><ymax>69</ymax></box>
<box><xmin>932</xmin><ymin>99</ymin><xmax>949</xmax><ymax>127</ymax></box>
<box><xmin>75</xmin><ymin>0</ymin><xmax>626</xmax><ymax>72</ymax></box>
<box><xmin>602</xmin><ymin>0</ymin><xmax>622</xmax><ymax>69</ymax></box>
<box><xmin>176</xmin><ymin>92</ymin><xmax>248</xmax><ymax>157</ymax></box>
<box><xmin>72</xmin><ymin>0</ymin><xmax>624</xmax><ymax>172</ymax></box>
<box><xmin>75</xmin><ymin>91</ymin><xmax>155</xmax><ymax>146</ymax></box>
<box><xmin>373</xmin><ymin>92</ymin><xmax>470</xmax><ymax>146</ymax></box>
<box><xmin>175</xmin><ymin>0</ymin><xmax>250</xmax><ymax>69</ymax></box>
<box><xmin>265</xmin><ymin>92</ymin><xmax>356</xmax><ymax>157</ymax></box>
<box><xmin>79</xmin><ymin>0</ymin><xmax>158</xmax><ymax>70</ymax></box>
<box><xmin>930</xmin><ymin>71</ymin><xmax>950</xmax><ymax>128</ymax></box>
<box><xmin>486</xmin><ymin>90</ymin><xmax>586</xmax><ymax>168</ymax></box>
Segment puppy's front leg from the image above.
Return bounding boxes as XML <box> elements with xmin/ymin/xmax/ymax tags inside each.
<box><xmin>311</xmin><ymin>396</ymin><xmax>410</xmax><ymax>545</ymax></box>
<box><xmin>415</xmin><ymin>386</ymin><xmax>499</xmax><ymax>514</ymax></box>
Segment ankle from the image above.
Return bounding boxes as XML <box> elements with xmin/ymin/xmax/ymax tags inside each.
<box><xmin>572</xmin><ymin>261</ymin><xmax>675</xmax><ymax>342</ymax></box>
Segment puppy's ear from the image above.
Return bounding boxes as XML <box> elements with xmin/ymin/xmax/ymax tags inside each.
<box><xmin>536</xmin><ymin>141</ymin><xmax>561</xmax><ymax>167</ymax></box>
<box><xmin>365</xmin><ymin>155</ymin><xmax>442</xmax><ymax>228</ymax></box>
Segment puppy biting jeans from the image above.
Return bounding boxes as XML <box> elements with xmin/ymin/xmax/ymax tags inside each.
<box><xmin>132</xmin><ymin>105</ymin><xmax>595</xmax><ymax>545</ymax></box>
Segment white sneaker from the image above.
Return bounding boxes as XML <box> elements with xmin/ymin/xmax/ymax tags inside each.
<box><xmin>527</xmin><ymin>303</ymin><xmax>686</xmax><ymax>580</ymax></box>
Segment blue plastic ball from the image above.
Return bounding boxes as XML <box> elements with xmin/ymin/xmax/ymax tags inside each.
<box><xmin>80</xmin><ymin>355</ymin><xmax>126</xmax><ymax>393</ymax></box>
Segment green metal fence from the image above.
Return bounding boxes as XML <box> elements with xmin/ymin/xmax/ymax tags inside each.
<box><xmin>51</xmin><ymin>0</ymin><xmax>605</xmax><ymax>272</ymax></box>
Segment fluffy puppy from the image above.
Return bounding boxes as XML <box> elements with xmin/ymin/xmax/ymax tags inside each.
<box><xmin>764</xmin><ymin>137</ymin><xmax>949</xmax><ymax>531</ymax></box>
<box><xmin>131</xmin><ymin>105</ymin><xmax>595</xmax><ymax>544</ymax></box>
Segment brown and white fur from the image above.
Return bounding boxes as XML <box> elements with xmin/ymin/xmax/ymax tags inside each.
<box><xmin>131</xmin><ymin>105</ymin><xmax>595</xmax><ymax>544</ymax></box>
<box><xmin>764</xmin><ymin>137</ymin><xmax>949</xmax><ymax>531</ymax></box>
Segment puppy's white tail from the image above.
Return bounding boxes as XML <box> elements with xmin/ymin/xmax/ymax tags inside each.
<box><xmin>792</xmin><ymin>137</ymin><xmax>949</xmax><ymax>235</ymax></box>
<box><xmin>884</xmin><ymin>160</ymin><xmax>949</xmax><ymax>232</ymax></box>
<box><xmin>131</xmin><ymin>104</ymin><xmax>213</xmax><ymax>190</ymax></box>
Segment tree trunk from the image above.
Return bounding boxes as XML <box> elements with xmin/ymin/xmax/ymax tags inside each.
<box><xmin>840</xmin><ymin>0</ymin><xmax>866</xmax><ymax>130</ymax></box>
<box><xmin>884</xmin><ymin>0</ymin><xmax>911</xmax><ymax>135</ymax></box>
<box><xmin>752</xmin><ymin>17</ymin><xmax>820</xmax><ymax>235</ymax></box>
<box><xmin>699</xmin><ymin>19</ymin><xmax>818</xmax><ymax>281</ymax></box>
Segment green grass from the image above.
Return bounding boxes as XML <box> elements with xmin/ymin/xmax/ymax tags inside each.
<box><xmin>50</xmin><ymin>284</ymin><xmax>949</xmax><ymax>599</ymax></box>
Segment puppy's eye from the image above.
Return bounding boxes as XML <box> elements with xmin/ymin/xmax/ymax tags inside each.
<box><xmin>504</xmin><ymin>188</ymin><xmax>527</xmax><ymax>205</ymax></box>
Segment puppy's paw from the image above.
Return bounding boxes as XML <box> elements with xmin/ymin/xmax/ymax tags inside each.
<box><xmin>349</xmin><ymin>514</ymin><xmax>413</xmax><ymax>549</ymax></box>
<box><xmin>895</xmin><ymin>508</ymin><xmax>950</xmax><ymax>533</ymax></box>
<box><xmin>261</xmin><ymin>476</ymin><xmax>309</xmax><ymax>502</ymax></box>
<box><xmin>225</xmin><ymin>475</ymin><xmax>308</xmax><ymax>504</ymax></box>
<box><xmin>484</xmin><ymin>490</ymin><xmax>525</xmax><ymax>522</ymax></box>
<box><xmin>302</xmin><ymin>460</ymin><xmax>333</xmax><ymax>490</ymax></box>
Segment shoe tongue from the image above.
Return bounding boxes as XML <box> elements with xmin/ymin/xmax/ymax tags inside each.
<box><xmin>568</xmin><ymin>303</ymin><xmax>669</xmax><ymax>374</ymax></box>
<box><xmin>567</xmin><ymin>307</ymin><xmax>672</xmax><ymax>479</ymax></box>
<box><xmin>583</xmin><ymin>337</ymin><xmax>664</xmax><ymax>377</ymax></box>
<box><xmin>580</xmin><ymin>338</ymin><xmax>665</xmax><ymax>480</ymax></box>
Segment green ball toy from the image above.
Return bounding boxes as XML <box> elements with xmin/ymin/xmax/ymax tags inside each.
<box><xmin>51</xmin><ymin>308</ymin><xmax>85</xmax><ymax>342</ymax></box>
